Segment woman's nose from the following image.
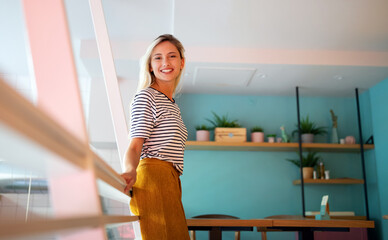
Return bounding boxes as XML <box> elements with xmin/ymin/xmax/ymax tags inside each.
<box><xmin>162</xmin><ymin>58</ymin><xmax>170</xmax><ymax>66</ymax></box>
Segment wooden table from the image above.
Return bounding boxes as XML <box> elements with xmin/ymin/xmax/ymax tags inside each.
<box><xmin>187</xmin><ymin>219</ymin><xmax>272</xmax><ymax>240</ymax></box>
<box><xmin>187</xmin><ymin>216</ymin><xmax>374</xmax><ymax>240</ymax></box>
<box><xmin>266</xmin><ymin>215</ymin><xmax>374</xmax><ymax>240</ymax></box>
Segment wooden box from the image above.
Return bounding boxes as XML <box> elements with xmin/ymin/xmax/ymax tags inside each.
<box><xmin>215</xmin><ymin>128</ymin><xmax>247</xmax><ymax>142</ymax></box>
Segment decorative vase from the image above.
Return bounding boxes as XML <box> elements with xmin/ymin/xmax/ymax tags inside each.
<box><xmin>331</xmin><ymin>127</ymin><xmax>339</xmax><ymax>143</ymax></box>
<box><xmin>301</xmin><ymin>133</ymin><xmax>314</xmax><ymax>143</ymax></box>
<box><xmin>251</xmin><ymin>132</ymin><xmax>264</xmax><ymax>142</ymax></box>
<box><xmin>196</xmin><ymin>130</ymin><xmax>210</xmax><ymax>141</ymax></box>
<box><xmin>303</xmin><ymin>167</ymin><xmax>314</xmax><ymax>179</ymax></box>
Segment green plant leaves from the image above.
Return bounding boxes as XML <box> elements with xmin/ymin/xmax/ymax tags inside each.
<box><xmin>195</xmin><ymin>125</ymin><xmax>210</xmax><ymax>131</ymax></box>
<box><xmin>206</xmin><ymin>112</ymin><xmax>241</xmax><ymax>128</ymax></box>
<box><xmin>251</xmin><ymin>126</ymin><xmax>263</xmax><ymax>132</ymax></box>
<box><xmin>286</xmin><ymin>151</ymin><xmax>321</xmax><ymax>168</ymax></box>
<box><xmin>292</xmin><ymin>115</ymin><xmax>327</xmax><ymax>136</ymax></box>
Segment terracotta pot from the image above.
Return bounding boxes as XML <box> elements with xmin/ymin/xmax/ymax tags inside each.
<box><xmin>303</xmin><ymin>167</ymin><xmax>314</xmax><ymax>179</ymax></box>
<box><xmin>251</xmin><ymin>132</ymin><xmax>264</xmax><ymax>142</ymax></box>
<box><xmin>301</xmin><ymin>133</ymin><xmax>314</xmax><ymax>143</ymax></box>
<box><xmin>196</xmin><ymin>130</ymin><xmax>210</xmax><ymax>141</ymax></box>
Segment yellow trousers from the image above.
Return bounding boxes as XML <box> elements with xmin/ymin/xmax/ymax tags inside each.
<box><xmin>130</xmin><ymin>158</ymin><xmax>190</xmax><ymax>240</ymax></box>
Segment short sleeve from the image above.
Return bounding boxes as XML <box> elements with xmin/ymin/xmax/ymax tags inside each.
<box><xmin>129</xmin><ymin>91</ymin><xmax>156</xmax><ymax>139</ymax></box>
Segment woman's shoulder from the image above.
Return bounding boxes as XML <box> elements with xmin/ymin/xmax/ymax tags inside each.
<box><xmin>135</xmin><ymin>88</ymin><xmax>157</xmax><ymax>100</ymax></box>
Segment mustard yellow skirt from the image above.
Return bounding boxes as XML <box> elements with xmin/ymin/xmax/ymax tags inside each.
<box><xmin>130</xmin><ymin>158</ymin><xmax>190</xmax><ymax>240</ymax></box>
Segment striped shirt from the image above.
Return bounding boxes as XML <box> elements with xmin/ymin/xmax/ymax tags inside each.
<box><xmin>130</xmin><ymin>87</ymin><xmax>188</xmax><ymax>174</ymax></box>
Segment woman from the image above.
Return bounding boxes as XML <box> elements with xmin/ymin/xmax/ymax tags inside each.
<box><xmin>121</xmin><ymin>34</ymin><xmax>190</xmax><ymax>240</ymax></box>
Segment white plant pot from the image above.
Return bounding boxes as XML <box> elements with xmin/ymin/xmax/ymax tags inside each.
<box><xmin>196</xmin><ymin>130</ymin><xmax>210</xmax><ymax>141</ymax></box>
<box><xmin>251</xmin><ymin>132</ymin><xmax>264</xmax><ymax>142</ymax></box>
<box><xmin>267</xmin><ymin>137</ymin><xmax>275</xmax><ymax>143</ymax></box>
<box><xmin>301</xmin><ymin>133</ymin><xmax>314</xmax><ymax>143</ymax></box>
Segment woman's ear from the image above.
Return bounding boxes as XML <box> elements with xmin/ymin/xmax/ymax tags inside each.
<box><xmin>180</xmin><ymin>58</ymin><xmax>185</xmax><ymax>70</ymax></box>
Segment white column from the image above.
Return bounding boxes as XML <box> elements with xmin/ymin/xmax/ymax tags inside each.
<box><xmin>22</xmin><ymin>0</ymin><xmax>106</xmax><ymax>239</ymax></box>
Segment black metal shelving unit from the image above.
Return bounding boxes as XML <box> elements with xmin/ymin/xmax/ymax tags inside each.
<box><xmin>295</xmin><ymin>87</ymin><xmax>370</xmax><ymax>220</ymax></box>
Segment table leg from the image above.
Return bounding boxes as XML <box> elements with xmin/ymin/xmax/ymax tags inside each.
<box><xmin>209</xmin><ymin>227</ymin><xmax>222</xmax><ymax>240</ymax></box>
<box><xmin>299</xmin><ymin>230</ymin><xmax>314</xmax><ymax>240</ymax></box>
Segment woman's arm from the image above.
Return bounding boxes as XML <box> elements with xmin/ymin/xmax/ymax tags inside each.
<box><xmin>121</xmin><ymin>138</ymin><xmax>144</xmax><ymax>194</ymax></box>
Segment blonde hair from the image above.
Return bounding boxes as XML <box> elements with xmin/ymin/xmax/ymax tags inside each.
<box><xmin>137</xmin><ymin>34</ymin><xmax>185</xmax><ymax>95</ymax></box>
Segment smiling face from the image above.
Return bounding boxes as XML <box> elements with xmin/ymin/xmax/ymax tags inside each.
<box><xmin>149</xmin><ymin>41</ymin><xmax>185</xmax><ymax>85</ymax></box>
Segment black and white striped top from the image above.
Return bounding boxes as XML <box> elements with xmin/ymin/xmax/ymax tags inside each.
<box><xmin>130</xmin><ymin>87</ymin><xmax>188</xmax><ymax>174</ymax></box>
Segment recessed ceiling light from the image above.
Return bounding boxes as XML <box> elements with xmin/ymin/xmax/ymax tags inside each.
<box><xmin>256</xmin><ymin>73</ymin><xmax>267</xmax><ymax>79</ymax></box>
<box><xmin>334</xmin><ymin>75</ymin><xmax>343</xmax><ymax>80</ymax></box>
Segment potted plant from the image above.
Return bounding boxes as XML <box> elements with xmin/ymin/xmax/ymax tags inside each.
<box><xmin>195</xmin><ymin>125</ymin><xmax>210</xmax><ymax>141</ymax></box>
<box><xmin>286</xmin><ymin>151</ymin><xmax>321</xmax><ymax>179</ymax></box>
<box><xmin>251</xmin><ymin>126</ymin><xmax>264</xmax><ymax>142</ymax></box>
<box><xmin>292</xmin><ymin>115</ymin><xmax>327</xmax><ymax>143</ymax></box>
<box><xmin>266</xmin><ymin>134</ymin><xmax>277</xmax><ymax>143</ymax></box>
<box><xmin>206</xmin><ymin>112</ymin><xmax>246</xmax><ymax>142</ymax></box>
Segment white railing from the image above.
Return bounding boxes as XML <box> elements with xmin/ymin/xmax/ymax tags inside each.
<box><xmin>0</xmin><ymin>0</ymin><xmax>140</xmax><ymax>237</ymax></box>
<box><xmin>0</xmin><ymin>78</ymin><xmax>138</xmax><ymax>239</ymax></box>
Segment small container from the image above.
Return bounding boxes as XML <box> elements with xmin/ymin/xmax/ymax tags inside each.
<box><xmin>324</xmin><ymin>170</ymin><xmax>330</xmax><ymax>180</ymax></box>
<box><xmin>340</xmin><ymin>138</ymin><xmax>345</xmax><ymax>144</ymax></box>
<box><xmin>276</xmin><ymin>137</ymin><xmax>282</xmax><ymax>143</ymax></box>
<box><xmin>313</xmin><ymin>171</ymin><xmax>317</xmax><ymax>179</ymax></box>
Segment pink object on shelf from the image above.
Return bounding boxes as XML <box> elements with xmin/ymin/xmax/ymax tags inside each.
<box><xmin>251</xmin><ymin>132</ymin><xmax>264</xmax><ymax>142</ymax></box>
<box><xmin>196</xmin><ymin>130</ymin><xmax>210</xmax><ymax>141</ymax></box>
<box><xmin>345</xmin><ymin>136</ymin><xmax>356</xmax><ymax>144</ymax></box>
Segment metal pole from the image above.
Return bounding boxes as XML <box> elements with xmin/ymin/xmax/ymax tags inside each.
<box><xmin>296</xmin><ymin>87</ymin><xmax>306</xmax><ymax>217</ymax></box>
<box><xmin>355</xmin><ymin>88</ymin><xmax>370</xmax><ymax>220</ymax></box>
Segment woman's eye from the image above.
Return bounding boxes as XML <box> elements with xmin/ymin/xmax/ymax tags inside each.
<box><xmin>154</xmin><ymin>57</ymin><xmax>161</xmax><ymax>60</ymax></box>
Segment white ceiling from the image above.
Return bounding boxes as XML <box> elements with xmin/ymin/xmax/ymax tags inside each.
<box><xmin>2</xmin><ymin>0</ymin><xmax>388</xmax><ymax>97</ymax></box>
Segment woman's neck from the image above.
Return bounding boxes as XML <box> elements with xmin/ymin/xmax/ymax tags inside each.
<box><xmin>151</xmin><ymin>82</ymin><xmax>174</xmax><ymax>101</ymax></box>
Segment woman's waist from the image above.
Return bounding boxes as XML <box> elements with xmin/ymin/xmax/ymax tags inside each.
<box><xmin>139</xmin><ymin>158</ymin><xmax>181</xmax><ymax>176</ymax></box>
<box><xmin>139</xmin><ymin>157</ymin><xmax>174</xmax><ymax>167</ymax></box>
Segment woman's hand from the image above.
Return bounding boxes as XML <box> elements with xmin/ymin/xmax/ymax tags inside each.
<box><xmin>121</xmin><ymin>170</ymin><xmax>137</xmax><ymax>195</ymax></box>
<box><xmin>121</xmin><ymin>138</ymin><xmax>144</xmax><ymax>195</ymax></box>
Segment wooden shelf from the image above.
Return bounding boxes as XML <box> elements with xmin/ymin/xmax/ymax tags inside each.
<box><xmin>186</xmin><ymin>141</ymin><xmax>374</xmax><ymax>152</ymax></box>
<box><xmin>300</xmin><ymin>143</ymin><xmax>374</xmax><ymax>152</ymax></box>
<box><xmin>293</xmin><ymin>178</ymin><xmax>365</xmax><ymax>185</ymax></box>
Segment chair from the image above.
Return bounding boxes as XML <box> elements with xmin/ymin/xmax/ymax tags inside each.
<box><xmin>189</xmin><ymin>214</ymin><xmax>242</xmax><ymax>240</ymax></box>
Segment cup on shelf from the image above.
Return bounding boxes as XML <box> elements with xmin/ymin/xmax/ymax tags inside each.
<box><xmin>340</xmin><ymin>138</ymin><xmax>345</xmax><ymax>144</ymax></box>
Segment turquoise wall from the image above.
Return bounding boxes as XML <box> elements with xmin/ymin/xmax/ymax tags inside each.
<box><xmin>177</xmin><ymin>92</ymin><xmax>376</xmax><ymax>240</ymax></box>
<box><xmin>370</xmin><ymin>78</ymin><xmax>388</xmax><ymax>240</ymax></box>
